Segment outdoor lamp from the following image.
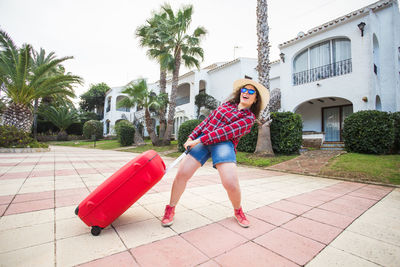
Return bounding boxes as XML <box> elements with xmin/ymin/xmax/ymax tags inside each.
<box><xmin>358</xmin><ymin>22</ymin><xmax>366</xmax><ymax>37</ymax></box>
<box><xmin>279</xmin><ymin>52</ymin><xmax>285</xmax><ymax>63</ymax></box>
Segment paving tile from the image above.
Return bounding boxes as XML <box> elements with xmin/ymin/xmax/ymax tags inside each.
<box><xmin>0</xmin><ymin>204</ymin><xmax>7</xmax><ymax>215</ymax></box>
<box><xmin>5</xmin><ymin>198</ymin><xmax>54</xmax><ymax>215</ymax></box>
<box><xmin>56</xmin><ymin>192</ymin><xmax>87</xmax><ymax>208</ymax></box>
<box><xmin>0</xmin><ymin>194</ymin><xmax>14</xmax><ymax>205</ymax></box>
<box><xmin>318</xmin><ymin>201</ymin><xmax>366</xmax><ymax>218</ymax></box>
<box><xmin>77</xmin><ymin>251</ymin><xmax>138</xmax><ymax>267</ymax></box>
<box><xmin>181</xmin><ymin>223</ymin><xmax>247</xmax><ymax>258</ymax></box>
<box><xmin>330</xmin><ymin>230</ymin><xmax>400</xmax><ymax>267</ymax></box>
<box><xmin>112</xmin><ymin>205</ymin><xmax>155</xmax><ymax>227</ymax></box>
<box><xmin>329</xmin><ymin>195</ymin><xmax>377</xmax><ymax>210</ymax></box>
<box><xmin>170</xmin><ymin>209</ymin><xmax>213</xmax><ymax>234</ymax></box>
<box><xmin>56</xmin><ymin>205</ymin><xmax>78</xmax><ymax>221</ymax></box>
<box><xmin>193</xmin><ymin>203</ymin><xmax>233</xmax><ymax>222</ymax></box>
<box><xmin>0</xmin><ymin>171</ymin><xmax>30</xmax><ymax>180</ymax></box>
<box><xmin>56</xmin><ymin>228</ymin><xmax>126</xmax><ymax>267</ymax></box>
<box><xmin>301</xmin><ymin>208</ymin><xmax>354</xmax><ymax>229</ymax></box>
<box><xmin>56</xmin><ymin>217</ymin><xmax>91</xmax><ymax>239</ymax></box>
<box><xmin>218</xmin><ymin>215</ymin><xmax>276</xmax><ymax>240</ymax></box>
<box><xmin>0</xmin><ymin>209</ymin><xmax>54</xmax><ymax>231</ymax></box>
<box><xmin>115</xmin><ymin>218</ymin><xmax>176</xmax><ymax>248</ymax></box>
<box><xmin>303</xmin><ymin>189</ymin><xmax>343</xmax><ymax>202</ymax></box>
<box><xmin>13</xmin><ymin>190</ymin><xmax>54</xmax><ymax>203</ymax></box>
<box><xmin>0</xmin><ymin>242</ymin><xmax>54</xmax><ymax>267</ymax></box>
<box><xmin>197</xmin><ymin>260</ymin><xmax>221</xmax><ymax>267</ymax></box>
<box><xmin>215</xmin><ymin>241</ymin><xmax>299</xmax><ymax>267</ymax></box>
<box><xmin>346</xmin><ymin>218</ymin><xmax>400</xmax><ymax>247</ymax></box>
<box><xmin>0</xmin><ymin>179</ymin><xmax>24</xmax><ymax>196</ymax></box>
<box><xmin>254</xmin><ymin>228</ymin><xmax>325</xmax><ymax>266</ymax></box>
<box><xmin>269</xmin><ymin>199</ymin><xmax>313</xmax><ymax>215</ymax></box>
<box><xmin>348</xmin><ymin>187</ymin><xmax>391</xmax><ymax>200</ymax></box>
<box><xmin>306</xmin><ymin>246</ymin><xmax>380</xmax><ymax>267</ymax></box>
<box><xmin>131</xmin><ymin>235</ymin><xmax>208</xmax><ymax>267</ymax></box>
<box><xmin>0</xmin><ymin>222</ymin><xmax>54</xmax><ymax>253</ymax></box>
<box><xmin>285</xmin><ymin>193</ymin><xmax>325</xmax><ymax>207</ymax></box>
<box><xmin>248</xmin><ymin>206</ymin><xmax>296</xmax><ymax>226</ymax></box>
<box><xmin>55</xmin><ymin>187</ymin><xmax>89</xmax><ymax>198</ymax></box>
<box><xmin>282</xmin><ymin>217</ymin><xmax>343</xmax><ymax>244</ymax></box>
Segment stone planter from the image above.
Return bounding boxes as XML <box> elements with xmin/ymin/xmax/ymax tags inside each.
<box><xmin>0</xmin><ymin>147</ymin><xmax>51</xmax><ymax>153</ymax></box>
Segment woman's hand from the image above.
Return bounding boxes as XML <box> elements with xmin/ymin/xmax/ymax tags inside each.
<box><xmin>184</xmin><ymin>138</ymin><xmax>201</xmax><ymax>151</ymax></box>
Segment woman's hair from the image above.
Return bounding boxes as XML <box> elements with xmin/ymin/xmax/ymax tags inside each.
<box><xmin>227</xmin><ymin>84</ymin><xmax>262</xmax><ymax>118</ymax></box>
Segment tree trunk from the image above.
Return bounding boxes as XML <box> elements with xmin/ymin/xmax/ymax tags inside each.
<box><xmin>144</xmin><ymin>108</ymin><xmax>160</xmax><ymax>146</ymax></box>
<box><xmin>158</xmin><ymin>68</ymin><xmax>167</xmax><ymax>140</ymax></box>
<box><xmin>163</xmin><ymin>49</ymin><xmax>181</xmax><ymax>142</ymax></box>
<box><xmin>254</xmin><ymin>121</ymin><xmax>274</xmax><ymax>156</ymax></box>
<box><xmin>3</xmin><ymin>103</ymin><xmax>33</xmax><ymax>133</ymax></box>
<box><xmin>134</xmin><ymin>128</ymin><xmax>145</xmax><ymax>146</ymax></box>
<box><xmin>255</xmin><ymin>0</ymin><xmax>274</xmax><ymax>156</ymax></box>
<box><xmin>33</xmin><ymin>99</ymin><xmax>39</xmax><ymax>140</ymax></box>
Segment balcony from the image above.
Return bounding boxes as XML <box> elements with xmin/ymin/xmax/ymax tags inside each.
<box><xmin>293</xmin><ymin>58</ymin><xmax>352</xmax><ymax>86</ymax></box>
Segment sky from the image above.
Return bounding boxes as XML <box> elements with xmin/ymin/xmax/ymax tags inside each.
<box><xmin>0</xmin><ymin>0</ymin><xmax>383</xmax><ymax>101</ymax></box>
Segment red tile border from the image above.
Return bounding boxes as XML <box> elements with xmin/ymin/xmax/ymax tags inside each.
<box><xmin>0</xmin><ymin>171</ymin><xmax>31</xmax><ymax>180</ymax></box>
<box><xmin>218</xmin><ymin>215</ymin><xmax>276</xmax><ymax>240</ymax></box>
<box><xmin>0</xmin><ymin>195</ymin><xmax>14</xmax><ymax>205</ymax></box>
<box><xmin>5</xmin><ymin>198</ymin><xmax>54</xmax><ymax>215</ymax></box>
<box><xmin>269</xmin><ymin>200</ymin><xmax>313</xmax><ymax>215</ymax></box>
<box><xmin>13</xmin><ymin>191</ymin><xmax>54</xmax><ymax>203</ymax></box>
<box><xmin>248</xmin><ymin>206</ymin><xmax>296</xmax><ymax>226</ymax></box>
<box><xmin>301</xmin><ymin>208</ymin><xmax>354</xmax><ymax>229</ymax></box>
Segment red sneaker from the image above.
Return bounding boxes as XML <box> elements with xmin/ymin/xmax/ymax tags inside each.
<box><xmin>161</xmin><ymin>205</ymin><xmax>175</xmax><ymax>227</ymax></box>
<box><xmin>234</xmin><ymin>207</ymin><xmax>250</xmax><ymax>228</ymax></box>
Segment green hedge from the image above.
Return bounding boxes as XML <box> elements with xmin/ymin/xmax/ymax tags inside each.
<box><xmin>237</xmin><ymin>124</ymin><xmax>258</xmax><ymax>153</ymax></box>
<box><xmin>0</xmin><ymin>125</ymin><xmax>48</xmax><ymax>148</ymax></box>
<box><xmin>83</xmin><ymin>120</ymin><xmax>103</xmax><ymax>140</ymax></box>
<box><xmin>270</xmin><ymin>112</ymin><xmax>303</xmax><ymax>154</ymax></box>
<box><xmin>391</xmin><ymin>112</ymin><xmax>400</xmax><ymax>153</ymax></box>
<box><xmin>115</xmin><ymin>120</ymin><xmax>135</xmax><ymax>146</ymax></box>
<box><xmin>343</xmin><ymin>110</ymin><xmax>394</xmax><ymax>154</ymax></box>
<box><xmin>177</xmin><ymin>119</ymin><xmax>201</xmax><ymax>152</ymax></box>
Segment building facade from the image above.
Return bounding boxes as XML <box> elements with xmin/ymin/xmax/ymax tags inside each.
<box><xmin>103</xmin><ymin>0</ymin><xmax>400</xmax><ymax>144</ymax></box>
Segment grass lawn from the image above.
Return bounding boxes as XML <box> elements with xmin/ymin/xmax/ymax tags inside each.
<box><xmin>321</xmin><ymin>153</ymin><xmax>400</xmax><ymax>185</ymax></box>
<box><xmin>49</xmin><ymin>139</ymin><xmax>121</xmax><ymax>149</ymax></box>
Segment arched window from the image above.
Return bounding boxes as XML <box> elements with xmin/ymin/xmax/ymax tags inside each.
<box><xmin>376</xmin><ymin>95</ymin><xmax>382</xmax><ymax>111</ymax></box>
<box><xmin>116</xmin><ymin>96</ymin><xmax>130</xmax><ymax>112</ymax></box>
<box><xmin>293</xmin><ymin>38</ymin><xmax>352</xmax><ymax>85</ymax></box>
<box><xmin>373</xmin><ymin>34</ymin><xmax>380</xmax><ymax>76</ymax></box>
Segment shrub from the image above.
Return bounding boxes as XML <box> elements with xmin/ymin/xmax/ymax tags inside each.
<box><xmin>115</xmin><ymin>120</ymin><xmax>135</xmax><ymax>146</ymax></box>
<box><xmin>343</xmin><ymin>110</ymin><xmax>394</xmax><ymax>154</ymax></box>
<box><xmin>391</xmin><ymin>112</ymin><xmax>400</xmax><ymax>154</ymax></box>
<box><xmin>177</xmin><ymin>119</ymin><xmax>201</xmax><ymax>152</ymax></box>
<box><xmin>270</xmin><ymin>112</ymin><xmax>303</xmax><ymax>154</ymax></box>
<box><xmin>83</xmin><ymin>120</ymin><xmax>103</xmax><ymax>140</ymax></box>
<box><xmin>66</xmin><ymin>122</ymin><xmax>84</xmax><ymax>135</ymax></box>
<box><xmin>237</xmin><ymin>123</ymin><xmax>258</xmax><ymax>153</ymax></box>
<box><xmin>0</xmin><ymin>125</ymin><xmax>48</xmax><ymax>148</ymax></box>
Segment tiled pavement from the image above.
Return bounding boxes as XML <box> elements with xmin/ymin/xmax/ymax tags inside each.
<box><xmin>0</xmin><ymin>146</ymin><xmax>399</xmax><ymax>267</ymax></box>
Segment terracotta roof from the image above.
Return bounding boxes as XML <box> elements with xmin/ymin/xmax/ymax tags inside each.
<box><xmin>279</xmin><ymin>0</ymin><xmax>394</xmax><ymax>48</ymax></box>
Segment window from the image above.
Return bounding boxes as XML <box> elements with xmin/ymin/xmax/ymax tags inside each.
<box><xmin>293</xmin><ymin>38</ymin><xmax>352</xmax><ymax>85</ymax></box>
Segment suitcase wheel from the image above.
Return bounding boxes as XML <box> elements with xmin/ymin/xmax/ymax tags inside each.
<box><xmin>91</xmin><ymin>226</ymin><xmax>102</xmax><ymax>236</ymax></box>
<box><xmin>74</xmin><ymin>206</ymin><xmax>79</xmax><ymax>215</ymax></box>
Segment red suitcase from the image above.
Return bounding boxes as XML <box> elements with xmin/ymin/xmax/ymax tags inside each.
<box><xmin>75</xmin><ymin>150</ymin><xmax>166</xmax><ymax>236</ymax></box>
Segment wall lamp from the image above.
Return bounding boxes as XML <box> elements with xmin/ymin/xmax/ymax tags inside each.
<box><xmin>279</xmin><ymin>52</ymin><xmax>285</xmax><ymax>63</ymax></box>
<box><xmin>358</xmin><ymin>22</ymin><xmax>366</xmax><ymax>37</ymax></box>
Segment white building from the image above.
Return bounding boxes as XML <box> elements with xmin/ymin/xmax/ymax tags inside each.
<box><xmin>103</xmin><ymin>0</ymin><xmax>400</xmax><ymax>146</ymax></box>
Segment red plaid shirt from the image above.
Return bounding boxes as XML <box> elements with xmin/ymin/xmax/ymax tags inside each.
<box><xmin>189</xmin><ymin>102</ymin><xmax>256</xmax><ymax>152</ymax></box>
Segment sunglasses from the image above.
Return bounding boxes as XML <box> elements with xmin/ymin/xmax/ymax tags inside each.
<box><xmin>241</xmin><ymin>88</ymin><xmax>256</xmax><ymax>95</ymax></box>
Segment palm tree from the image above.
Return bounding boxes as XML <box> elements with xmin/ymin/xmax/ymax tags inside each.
<box><xmin>41</xmin><ymin>105</ymin><xmax>79</xmax><ymax>140</ymax></box>
<box><xmin>159</xmin><ymin>4</ymin><xmax>206</xmax><ymax>143</ymax></box>
<box><xmin>0</xmin><ymin>29</ymin><xmax>82</xmax><ymax>132</ymax></box>
<box><xmin>254</xmin><ymin>0</ymin><xmax>274</xmax><ymax>156</ymax></box>
<box><xmin>117</xmin><ymin>79</ymin><xmax>168</xmax><ymax>146</ymax></box>
<box><xmin>136</xmin><ymin>12</ymin><xmax>171</xmax><ymax>139</ymax></box>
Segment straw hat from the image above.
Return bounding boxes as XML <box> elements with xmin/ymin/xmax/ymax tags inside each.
<box><xmin>233</xmin><ymin>78</ymin><xmax>270</xmax><ymax>111</ymax></box>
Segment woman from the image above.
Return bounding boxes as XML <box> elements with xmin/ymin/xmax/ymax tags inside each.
<box><xmin>162</xmin><ymin>78</ymin><xmax>269</xmax><ymax>228</ymax></box>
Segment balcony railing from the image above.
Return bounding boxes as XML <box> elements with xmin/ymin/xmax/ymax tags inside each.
<box><xmin>293</xmin><ymin>58</ymin><xmax>352</xmax><ymax>86</ymax></box>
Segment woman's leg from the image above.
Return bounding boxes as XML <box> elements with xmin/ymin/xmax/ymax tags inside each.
<box><xmin>169</xmin><ymin>154</ymin><xmax>201</xmax><ymax>206</ymax></box>
<box><xmin>216</xmin><ymin>162</ymin><xmax>241</xmax><ymax>209</ymax></box>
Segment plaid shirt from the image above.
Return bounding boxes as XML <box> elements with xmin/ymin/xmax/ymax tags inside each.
<box><xmin>189</xmin><ymin>102</ymin><xmax>256</xmax><ymax>152</ymax></box>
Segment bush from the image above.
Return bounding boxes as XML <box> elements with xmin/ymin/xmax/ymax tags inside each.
<box><xmin>83</xmin><ymin>120</ymin><xmax>103</xmax><ymax>140</ymax></box>
<box><xmin>237</xmin><ymin>123</ymin><xmax>258</xmax><ymax>153</ymax></box>
<box><xmin>115</xmin><ymin>121</ymin><xmax>135</xmax><ymax>146</ymax></box>
<box><xmin>343</xmin><ymin>110</ymin><xmax>394</xmax><ymax>154</ymax></box>
<box><xmin>391</xmin><ymin>112</ymin><xmax>400</xmax><ymax>153</ymax></box>
<box><xmin>0</xmin><ymin>125</ymin><xmax>47</xmax><ymax>148</ymax></box>
<box><xmin>66</xmin><ymin>122</ymin><xmax>84</xmax><ymax>135</ymax></box>
<box><xmin>114</xmin><ymin>120</ymin><xmax>135</xmax><ymax>146</ymax></box>
<box><xmin>270</xmin><ymin>112</ymin><xmax>303</xmax><ymax>154</ymax></box>
<box><xmin>177</xmin><ymin>119</ymin><xmax>201</xmax><ymax>152</ymax></box>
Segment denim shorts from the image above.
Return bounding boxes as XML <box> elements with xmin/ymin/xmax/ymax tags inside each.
<box><xmin>188</xmin><ymin>134</ymin><xmax>236</xmax><ymax>168</ymax></box>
